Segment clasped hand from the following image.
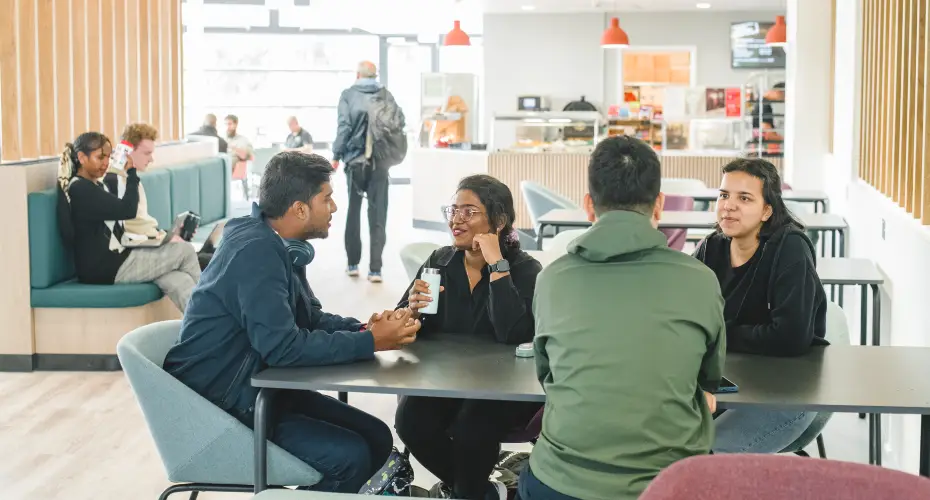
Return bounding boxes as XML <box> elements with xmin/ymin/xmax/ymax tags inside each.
<box><xmin>366</xmin><ymin>308</ymin><xmax>421</xmax><ymax>351</ymax></box>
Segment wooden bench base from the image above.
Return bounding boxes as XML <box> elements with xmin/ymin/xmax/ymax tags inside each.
<box><xmin>29</xmin><ymin>296</ymin><xmax>181</xmax><ymax>370</ymax></box>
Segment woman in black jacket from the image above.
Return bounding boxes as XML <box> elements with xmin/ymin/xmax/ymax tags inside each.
<box><xmin>395</xmin><ymin>175</ymin><xmax>543</xmax><ymax>500</ymax></box>
<box><xmin>694</xmin><ymin>158</ymin><xmax>828</xmax><ymax>454</ymax></box>
<box><xmin>57</xmin><ymin>132</ymin><xmax>201</xmax><ymax>312</ymax></box>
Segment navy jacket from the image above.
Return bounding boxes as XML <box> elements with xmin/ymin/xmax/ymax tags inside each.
<box><xmin>332</xmin><ymin>78</ymin><xmax>383</xmax><ymax>164</ymax></box>
<box><xmin>163</xmin><ymin>204</ymin><xmax>374</xmax><ymax>414</ymax></box>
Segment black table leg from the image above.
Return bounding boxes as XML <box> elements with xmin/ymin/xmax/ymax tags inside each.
<box><xmin>869</xmin><ymin>284</ymin><xmax>883</xmax><ymax>465</ymax></box>
<box><xmin>339</xmin><ymin>391</ymin><xmax>348</xmax><ymax>403</ymax></box>
<box><xmin>921</xmin><ymin>415</ymin><xmax>930</xmax><ymax>477</ymax></box>
<box><xmin>869</xmin><ymin>413</ymin><xmax>875</xmax><ymax>465</ymax></box>
<box><xmin>837</xmin><ymin>230</ymin><xmax>846</xmax><ymax>307</ymax></box>
<box><xmin>254</xmin><ymin>387</ymin><xmax>278</xmax><ymax>494</ymax></box>
<box><xmin>536</xmin><ymin>224</ymin><xmax>545</xmax><ymax>250</ymax></box>
<box><xmin>859</xmin><ymin>285</ymin><xmax>867</xmax><ymax>420</ymax></box>
<box><xmin>871</xmin><ymin>284</ymin><xmax>881</xmax><ymax>346</ymax></box>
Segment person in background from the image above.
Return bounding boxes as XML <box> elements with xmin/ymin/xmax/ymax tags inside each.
<box><xmin>284</xmin><ymin>116</ymin><xmax>314</xmax><ymax>153</ymax></box>
<box><xmin>332</xmin><ymin>60</ymin><xmax>397</xmax><ymax>283</ymax></box>
<box><xmin>226</xmin><ymin>114</ymin><xmax>254</xmax><ymax>200</ymax></box>
<box><xmin>394</xmin><ymin>175</ymin><xmax>543</xmax><ymax>500</ymax></box>
<box><xmin>107</xmin><ymin>122</ymin><xmax>214</xmax><ymax>271</ymax></box>
<box><xmin>524</xmin><ymin>136</ymin><xmax>726</xmax><ymax>500</ymax></box>
<box><xmin>190</xmin><ymin>113</ymin><xmax>228</xmax><ymax>153</ymax></box>
<box><xmin>56</xmin><ymin>132</ymin><xmax>201</xmax><ymax>313</ymax></box>
<box><xmin>163</xmin><ymin>152</ymin><xmax>421</xmax><ymax>493</ymax></box>
<box><xmin>693</xmin><ymin>158</ymin><xmax>827</xmax><ymax>454</ymax></box>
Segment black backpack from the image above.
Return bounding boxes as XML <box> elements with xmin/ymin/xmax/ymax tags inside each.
<box><xmin>366</xmin><ymin>88</ymin><xmax>407</xmax><ymax>169</ymax></box>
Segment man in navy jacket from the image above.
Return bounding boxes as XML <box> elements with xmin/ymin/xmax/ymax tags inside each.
<box><xmin>164</xmin><ymin>151</ymin><xmax>420</xmax><ymax>493</ymax></box>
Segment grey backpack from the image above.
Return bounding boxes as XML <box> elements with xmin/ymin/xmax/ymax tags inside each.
<box><xmin>366</xmin><ymin>88</ymin><xmax>407</xmax><ymax>169</ymax></box>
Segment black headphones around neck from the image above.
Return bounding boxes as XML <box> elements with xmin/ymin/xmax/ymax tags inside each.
<box><xmin>252</xmin><ymin>206</ymin><xmax>315</xmax><ymax>267</ymax></box>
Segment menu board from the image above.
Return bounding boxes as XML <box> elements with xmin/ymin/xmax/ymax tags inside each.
<box><xmin>731</xmin><ymin>21</ymin><xmax>786</xmax><ymax>69</ymax></box>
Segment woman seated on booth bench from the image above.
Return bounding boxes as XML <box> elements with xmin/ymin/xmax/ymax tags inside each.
<box><xmin>394</xmin><ymin>175</ymin><xmax>543</xmax><ymax>500</ymax></box>
<box><xmin>56</xmin><ymin>132</ymin><xmax>202</xmax><ymax>312</ymax></box>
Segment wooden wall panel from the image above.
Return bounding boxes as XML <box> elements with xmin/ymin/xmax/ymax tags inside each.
<box><xmin>139</xmin><ymin>0</ymin><xmax>152</xmax><ymax>125</ymax></box>
<box><xmin>17</xmin><ymin>0</ymin><xmax>38</xmax><ymax>159</ymax></box>
<box><xmin>859</xmin><ymin>0</ymin><xmax>930</xmax><ymax>223</ymax></box>
<box><xmin>101</xmin><ymin>0</ymin><xmax>116</xmax><ymax>140</ymax></box>
<box><xmin>0</xmin><ymin>0</ymin><xmax>183</xmax><ymax>162</ymax></box>
<box><xmin>54</xmin><ymin>0</ymin><xmax>73</xmax><ymax>150</ymax></box>
<box><xmin>127</xmin><ymin>0</ymin><xmax>140</xmax><ymax>123</ymax></box>
<box><xmin>0</xmin><ymin>0</ymin><xmax>21</xmax><ymax>161</ymax></box>
<box><xmin>37</xmin><ymin>0</ymin><xmax>56</xmax><ymax>157</ymax></box>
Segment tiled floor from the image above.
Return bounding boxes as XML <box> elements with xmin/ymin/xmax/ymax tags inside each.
<box><xmin>0</xmin><ymin>179</ymin><xmax>873</xmax><ymax>500</ymax></box>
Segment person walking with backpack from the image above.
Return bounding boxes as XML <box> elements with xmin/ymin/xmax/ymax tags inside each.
<box><xmin>332</xmin><ymin>61</ymin><xmax>407</xmax><ymax>283</ymax></box>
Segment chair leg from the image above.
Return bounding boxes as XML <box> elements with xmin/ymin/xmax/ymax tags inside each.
<box><xmin>794</xmin><ymin>449</ymin><xmax>810</xmax><ymax>458</ymax></box>
<box><xmin>158</xmin><ymin>483</ymin><xmax>255</xmax><ymax>500</ymax></box>
<box><xmin>817</xmin><ymin>434</ymin><xmax>827</xmax><ymax>459</ymax></box>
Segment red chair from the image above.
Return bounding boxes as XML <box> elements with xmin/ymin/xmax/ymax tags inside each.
<box><xmin>661</xmin><ymin>195</ymin><xmax>695</xmax><ymax>251</ymax></box>
<box><xmin>640</xmin><ymin>454</ymin><xmax>930</xmax><ymax>500</ymax></box>
<box><xmin>503</xmin><ymin>407</ymin><xmax>544</xmax><ymax>444</ymax></box>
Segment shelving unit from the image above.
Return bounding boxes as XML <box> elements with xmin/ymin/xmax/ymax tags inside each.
<box><xmin>742</xmin><ymin>71</ymin><xmax>786</xmax><ymax>158</ymax></box>
<box><xmin>607</xmin><ymin>119</ymin><xmax>666</xmax><ymax>150</ymax></box>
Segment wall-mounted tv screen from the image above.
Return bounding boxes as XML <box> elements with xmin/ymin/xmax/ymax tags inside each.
<box><xmin>731</xmin><ymin>21</ymin><xmax>786</xmax><ymax>69</ymax></box>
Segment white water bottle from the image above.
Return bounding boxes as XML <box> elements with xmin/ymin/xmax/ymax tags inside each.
<box><xmin>110</xmin><ymin>140</ymin><xmax>134</xmax><ymax>171</ymax></box>
<box><xmin>419</xmin><ymin>268</ymin><xmax>441</xmax><ymax>315</ymax></box>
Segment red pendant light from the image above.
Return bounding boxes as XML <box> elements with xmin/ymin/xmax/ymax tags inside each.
<box><xmin>444</xmin><ymin>20</ymin><xmax>471</xmax><ymax>46</ymax></box>
<box><xmin>601</xmin><ymin>17</ymin><xmax>629</xmax><ymax>48</ymax></box>
<box><xmin>765</xmin><ymin>15</ymin><xmax>787</xmax><ymax>46</ymax></box>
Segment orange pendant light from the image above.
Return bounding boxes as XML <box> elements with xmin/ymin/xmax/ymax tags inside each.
<box><xmin>444</xmin><ymin>20</ymin><xmax>471</xmax><ymax>46</ymax></box>
<box><xmin>765</xmin><ymin>15</ymin><xmax>787</xmax><ymax>46</ymax></box>
<box><xmin>601</xmin><ymin>17</ymin><xmax>629</xmax><ymax>48</ymax></box>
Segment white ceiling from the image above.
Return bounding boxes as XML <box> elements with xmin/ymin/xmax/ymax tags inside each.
<box><xmin>481</xmin><ymin>0</ymin><xmax>786</xmax><ymax>13</ymax></box>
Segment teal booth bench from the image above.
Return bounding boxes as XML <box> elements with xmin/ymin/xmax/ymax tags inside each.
<box><xmin>24</xmin><ymin>156</ymin><xmax>229</xmax><ymax>371</ymax></box>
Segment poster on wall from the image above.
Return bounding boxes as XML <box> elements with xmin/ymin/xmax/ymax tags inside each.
<box><xmin>731</xmin><ymin>21</ymin><xmax>786</xmax><ymax>69</ymax></box>
<box><xmin>725</xmin><ymin>88</ymin><xmax>741</xmax><ymax>117</ymax></box>
<box><xmin>705</xmin><ymin>88</ymin><xmax>726</xmax><ymax>116</ymax></box>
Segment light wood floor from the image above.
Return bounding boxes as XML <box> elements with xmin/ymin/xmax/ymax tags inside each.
<box><xmin>0</xmin><ymin>184</ymin><xmax>871</xmax><ymax>500</ymax></box>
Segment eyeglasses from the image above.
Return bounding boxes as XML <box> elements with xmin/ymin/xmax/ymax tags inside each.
<box><xmin>441</xmin><ymin>206</ymin><xmax>483</xmax><ymax>222</ymax></box>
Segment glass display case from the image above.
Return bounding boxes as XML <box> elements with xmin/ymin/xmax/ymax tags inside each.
<box><xmin>490</xmin><ymin>111</ymin><xmax>604</xmax><ymax>153</ymax></box>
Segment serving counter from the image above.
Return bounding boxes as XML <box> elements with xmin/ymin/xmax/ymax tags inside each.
<box><xmin>410</xmin><ymin>148</ymin><xmax>783</xmax><ymax>231</ymax></box>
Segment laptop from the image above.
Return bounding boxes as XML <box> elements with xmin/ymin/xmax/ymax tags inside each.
<box><xmin>198</xmin><ymin>220</ymin><xmax>227</xmax><ymax>254</ymax></box>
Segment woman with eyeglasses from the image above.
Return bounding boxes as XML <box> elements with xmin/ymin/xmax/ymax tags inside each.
<box><xmin>394</xmin><ymin>175</ymin><xmax>543</xmax><ymax>500</ymax></box>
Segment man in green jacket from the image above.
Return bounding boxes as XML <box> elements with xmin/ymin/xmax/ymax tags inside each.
<box><xmin>522</xmin><ymin>136</ymin><xmax>727</xmax><ymax>500</ymax></box>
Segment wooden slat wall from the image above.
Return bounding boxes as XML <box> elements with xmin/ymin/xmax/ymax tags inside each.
<box><xmin>0</xmin><ymin>0</ymin><xmax>183</xmax><ymax>162</ymax></box>
<box><xmin>859</xmin><ymin>0</ymin><xmax>930</xmax><ymax>223</ymax></box>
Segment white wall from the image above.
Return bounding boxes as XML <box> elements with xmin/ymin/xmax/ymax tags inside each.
<box><xmin>482</xmin><ymin>13</ymin><xmax>605</xmax><ymax>143</ymax></box>
<box><xmin>829</xmin><ymin>0</ymin><xmax>929</xmax><ymax>474</ymax></box>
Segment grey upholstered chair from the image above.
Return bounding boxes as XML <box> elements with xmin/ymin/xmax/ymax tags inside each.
<box><xmin>778</xmin><ymin>301</ymin><xmax>849</xmax><ymax>458</ymax></box>
<box><xmin>520</xmin><ymin>181</ymin><xmax>579</xmax><ymax>238</ymax></box>
<box><xmin>400</xmin><ymin>242</ymin><xmax>442</xmax><ymax>281</ymax></box>
<box><xmin>117</xmin><ymin>320</ymin><xmax>320</xmax><ymax>500</ymax></box>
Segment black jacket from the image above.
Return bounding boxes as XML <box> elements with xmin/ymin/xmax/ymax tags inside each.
<box><xmin>397</xmin><ymin>246</ymin><xmax>542</xmax><ymax>345</ymax></box>
<box><xmin>164</xmin><ymin>203</ymin><xmax>371</xmax><ymax>416</ymax></box>
<box><xmin>59</xmin><ymin>169</ymin><xmax>140</xmax><ymax>284</ymax></box>
<box><xmin>191</xmin><ymin>124</ymin><xmax>228</xmax><ymax>153</ymax></box>
<box><xmin>693</xmin><ymin>225</ymin><xmax>828</xmax><ymax>356</ymax></box>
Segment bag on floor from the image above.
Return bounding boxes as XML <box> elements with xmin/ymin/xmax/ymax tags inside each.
<box><xmin>494</xmin><ymin>451</ymin><xmax>531</xmax><ymax>500</ymax></box>
<box><xmin>359</xmin><ymin>447</ymin><xmax>415</xmax><ymax>496</ymax></box>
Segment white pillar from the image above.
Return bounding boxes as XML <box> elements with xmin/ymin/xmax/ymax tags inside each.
<box><xmin>783</xmin><ymin>0</ymin><xmax>834</xmax><ymax>191</ymax></box>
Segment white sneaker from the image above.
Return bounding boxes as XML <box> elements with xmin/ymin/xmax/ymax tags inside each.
<box><xmin>346</xmin><ymin>265</ymin><xmax>359</xmax><ymax>277</ymax></box>
<box><xmin>487</xmin><ymin>479</ymin><xmax>507</xmax><ymax>500</ymax></box>
<box><xmin>367</xmin><ymin>272</ymin><xmax>383</xmax><ymax>283</ymax></box>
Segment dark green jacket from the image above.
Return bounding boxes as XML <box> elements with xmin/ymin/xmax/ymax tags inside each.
<box><xmin>531</xmin><ymin>210</ymin><xmax>726</xmax><ymax>500</ymax></box>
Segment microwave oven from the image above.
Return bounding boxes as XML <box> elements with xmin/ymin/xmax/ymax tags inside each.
<box><xmin>517</xmin><ymin>96</ymin><xmax>549</xmax><ymax>111</ymax></box>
